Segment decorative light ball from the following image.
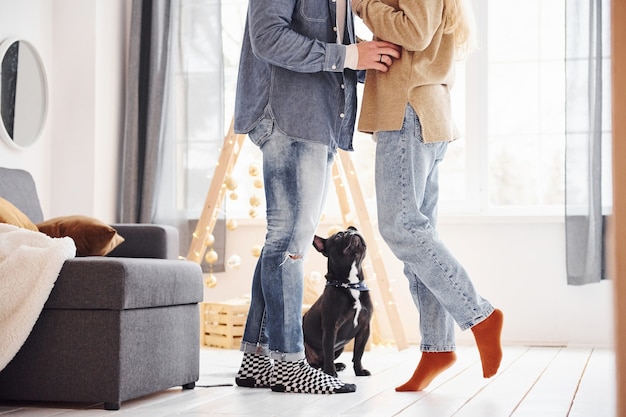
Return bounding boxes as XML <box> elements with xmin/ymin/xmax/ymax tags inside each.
<box><xmin>229</xmin><ymin>192</ymin><xmax>238</xmax><ymax>200</ymax></box>
<box><xmin>227</xmin><ymin>254</ymin><xmax>242</xmax><ymax>270</ymax></box>
<box><xmin>309</xmin><ymin>270</ymin><xmax>323</xmax><ymax>283</ymax></box>
<box><xmin>251</xmin><ymin>245</ymin><xmax>262</xmax><ymax>257</ymax></box>
<box><xmin>249</xmin><ymin>195</ymin><xmax>261</xmax><ymax>207</ymax></box>
<box><xmin>204</xmin><ymin>233</ymin><xmax>215</xmax><ymax>247</ymax></box>
<box><xmin>248</xmin><ymin>163</ymin><xmax>260</xmax><ymax>177</ymax></box>
<box><xmin>249</xmin><ymin>208</ymin><xmax>258</xmax><ymax>218</ymax></box>
<box><xmin>204</xmin><ymin>249</ymin><xmax>219</xmax><ymax>264</ymax></box>
<box><xmin>226</xmin><ymin>219</ymin><xmax>238</xmax><ymax>231</ymax></box>
<box><xmin>224</xmin><ymin>176</ymin><xmax>238</xmax><ymax>190</ymax></box>
<box><xmin>327</xmin><ymin>225</ymin><xmax>343</xmax><ymax>237</ymax></box>
<box><xmin>204</xmin><ymin>273</ymin><xmax>218</xmax><ymax>288</ymax></box>
<box><xmin>253</xmin><ymin>179</ymin><xmax>264</xmax><ymax>189</ymax></box>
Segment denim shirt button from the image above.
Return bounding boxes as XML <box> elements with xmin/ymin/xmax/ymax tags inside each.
<box><xmin>341</xmin><ymin>84</ymin><xmax>345</xmax><ymax>89</ymax></box>
<box><xmin>333</xmin><ymin>26</ymin><xmax>337</xmax><ymax>32</ymax></box>
<box><xmin>340</xmin><ymin>113</ymin><xmax>345</xmax><ymax>118</ymax></box>
<box><xmin>332</xmin><ymin>64</ymin><xmax>337</xmax><ymax>70</ymax></box>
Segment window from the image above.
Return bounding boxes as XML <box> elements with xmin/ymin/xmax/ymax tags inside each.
<box><xmin>170</xmin><ymin>0</ymin><xmax>225</xmax><ymax>219</ymax></box>
<box><xmin>439</xmin><ymin>0</ymin><xmax>567</xmax><ymax>215</ymax></box>
<box><xmin>217</xmin><ymin>0</ymin><xmax>568</xmax><ymax>221</ymax></box>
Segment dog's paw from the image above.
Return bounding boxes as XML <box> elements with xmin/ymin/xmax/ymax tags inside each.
<box><xmin>355</xmin><ymin>368</ymin><xmax>371</xmax><ymax>376</ymax></box>
<box><xmin>335</xmin><ymin>362</ymin><xmax>346</xmax><ymax>372</ymax></box>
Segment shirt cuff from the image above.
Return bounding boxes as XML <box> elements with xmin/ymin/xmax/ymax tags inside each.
<box><xmin>344</xmin><ymin>44</ymin><xmax>359</xmax><ymax>70</ymax></box>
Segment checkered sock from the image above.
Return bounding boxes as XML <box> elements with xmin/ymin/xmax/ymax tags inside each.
<box><xmin>235</xmin><ymin>352</ymin><xmax>273</xmax><ymax>388</ymax></box>
<box><xmin>271</xmin><ymin>359</ymin><xmax>357</xmax><ymax>394</ymax></box>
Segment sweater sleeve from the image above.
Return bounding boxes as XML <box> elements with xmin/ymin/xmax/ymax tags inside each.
<box><xmin>352</xmin><ymin>0</ymin><xmax>444</xmax><ymax>52</ymax></box>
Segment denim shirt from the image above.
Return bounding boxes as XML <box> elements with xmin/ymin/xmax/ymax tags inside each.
<box><xmin>233</xmin><ymin>0</ymin><xmax>359</xmax><ymax>152</ymax></box>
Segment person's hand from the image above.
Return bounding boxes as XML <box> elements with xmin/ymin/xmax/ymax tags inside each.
<box><xmin>356</xmin><ymin>40</ymin><xmax>401</xmax><ymax>72</ymax></box>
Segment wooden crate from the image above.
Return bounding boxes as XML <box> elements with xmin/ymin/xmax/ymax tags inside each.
<box><xmin>201</xmin><ymin>299</ymin><xmax>249</xmax><ymax>349</ymax></box>
<box><xmin>200</xmin><ymin>299</ymin><xmax>356</xmax><ymax>350</ymax></box>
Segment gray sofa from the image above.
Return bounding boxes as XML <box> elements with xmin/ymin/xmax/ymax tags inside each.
<box><xmin>0</xmin><ymin>167</ymin><xmax>204</xmax><ymax>410</ymax></box>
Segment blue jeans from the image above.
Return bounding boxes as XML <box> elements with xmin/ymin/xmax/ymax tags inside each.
<box><xmin>241</xmin><ymin>118</ymin><xmax>334</xmax><ymax>361</ymax></box>
<box><xmin>374</xmin><ymin>104</ymin><xmax>494</xmax><ymax>352</ymax></box>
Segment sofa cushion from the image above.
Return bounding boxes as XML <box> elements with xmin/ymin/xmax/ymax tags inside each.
<box><xmin>0</xmin><ymin>197</ymin><xmax>38</xmax><ymax>231</ymax></box>
<box><xmin>44</xmin><ymin>257</ymin><xmax>204</xmax><ymax>310</ymax></box>
<box><xmin>106</xmin><ymin>224</ymin><xmax>178</xmax><ymax>259</ymax></box>
<box><xmin>37</xmin><ymin>215</ymin><xmax>125</xmax><ymax>257</ymax></box>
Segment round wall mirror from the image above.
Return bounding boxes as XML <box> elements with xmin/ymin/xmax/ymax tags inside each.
<box><xmin>0</xmin><ymin>39</ymin><xmax>48</xmax><ymax>150</ymax></box>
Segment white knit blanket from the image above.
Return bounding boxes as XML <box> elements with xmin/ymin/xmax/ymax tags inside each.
<box><xmin>0</xmin><ymin>223</ymin><xmax>75</xmax><ymax>371</ymax></box>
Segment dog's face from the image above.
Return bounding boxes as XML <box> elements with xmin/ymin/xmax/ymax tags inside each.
<box><xmin>313</xmin><ymin>226</ymin><xmax>366</xmax><ymax>281</ymax></box>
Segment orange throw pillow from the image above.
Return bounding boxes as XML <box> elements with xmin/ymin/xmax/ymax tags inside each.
<box><xmin>0</xmin><ymin>197</ymin><xmax>38</xmax><ymax>231</ymax></box>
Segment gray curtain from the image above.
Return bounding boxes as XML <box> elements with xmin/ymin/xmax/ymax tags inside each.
<box><xmin>119</xmin><ymin>0</ymin><xmax>173</xmax><ymax>223</ymax></box>
<box><xmin>565</xmin><ymin>0</ymin><xmax>612</xmax><ymax>285</ymax></box>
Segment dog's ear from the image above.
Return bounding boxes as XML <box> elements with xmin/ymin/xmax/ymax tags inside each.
<box><xmin>312</xmin><ymin>235</ymin><xmax>327</xmax><ymax>255</ymax></box>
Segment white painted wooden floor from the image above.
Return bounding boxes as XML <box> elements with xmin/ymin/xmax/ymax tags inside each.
<box><xmin>0</xmin><ymin>345</ymin><xmax>616</xmax><ymax>416</ymax></box>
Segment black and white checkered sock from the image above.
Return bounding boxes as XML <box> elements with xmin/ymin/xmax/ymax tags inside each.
<box><xmin>235</xmin><ymin>352</ymin><xmax>273</xmax><ymax>388</ymax></box>
<box><xmin>271</xmin><ymin>359</ymin><xmax>357</xmax><ymax>394</ymax></box>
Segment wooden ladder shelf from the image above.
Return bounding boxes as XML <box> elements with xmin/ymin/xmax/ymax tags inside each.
<box><xmin>188</xmin><ymin>119</ymin><xmax>408</xmax><ymax>350</ymax></box>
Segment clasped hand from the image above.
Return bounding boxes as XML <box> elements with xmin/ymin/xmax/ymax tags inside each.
<box><xmin>356</xmin><ymin>40</ymin><xmax>401</xmax><ymax>72</ymax></box>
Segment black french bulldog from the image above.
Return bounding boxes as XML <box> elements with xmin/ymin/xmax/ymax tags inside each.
<box><xmin>302</xmin><ymin>226</ymin><xmax>373</xmax><ymax>377</ymax></box>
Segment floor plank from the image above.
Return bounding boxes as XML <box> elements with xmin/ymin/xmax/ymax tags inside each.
<box><xmin>393</xmin><ymin>346</ymin><xmax>528</xmax><ymax>417</ymax></box>
<box><xmin>342</xmin><ymin>345</ymin><xmax>481</xmax><ymax>417</ymax></box>
<box><xmin>511</xmin><ymin>348</ymin><xmax>592</xmax><ymax>417</ymax></box>
<box><xmin>0</xmin><ymin>345</ymin><xmax>616</xmax><ymax>417</ymax></box>
<box><xmin>569</xmin><ymin>348</ymin><xmax>616</xmax><ymax>417</ymax></box>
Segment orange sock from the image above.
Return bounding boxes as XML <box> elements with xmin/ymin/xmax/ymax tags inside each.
<box><xmin>395</xmin><ymin>351</ymin><xmax>457</xmax><ymax>392</ymax></box>
<box><xmin>471</xmin><ymin>308</ymin><xmax>504</xmax><ymax>378</ymax></box>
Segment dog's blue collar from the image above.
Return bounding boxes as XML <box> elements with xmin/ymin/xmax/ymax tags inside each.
<box><xmin>326</xmin><ymin>281</ymin><xmax>369</xmax><ymax>291</ymax></box>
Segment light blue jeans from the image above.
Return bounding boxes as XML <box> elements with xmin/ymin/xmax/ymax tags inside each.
<box><xmin>374</xmin><ymin>104</ymin><xmax>494</xmax><ymax>352</ymax></box>
<box><xmin>241</xmin><ymin>118</ymin><xmax>334</xmax><ymax>361</ymax></box>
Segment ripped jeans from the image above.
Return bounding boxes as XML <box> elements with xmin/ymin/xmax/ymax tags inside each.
<box><xmin>240</xmin><ymin>118</ymin><xmax>335</xmax><ymax>361</ymax></box>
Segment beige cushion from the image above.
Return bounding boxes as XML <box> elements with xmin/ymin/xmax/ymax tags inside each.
<box><xmin>37</xmin><ymin>215</ymin><xmax>125</xmax><ymax>257</ymax></box>
<box><xmin>0</xmin><ymin>197</ymin><xmax>39</xmax><ymax>231</ymax></box>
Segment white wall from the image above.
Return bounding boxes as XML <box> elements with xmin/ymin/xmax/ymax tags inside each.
<box><xmin>0</xmin><ymin>0</ymin><xmax>614</xmax><ymax>348</ymax></box>
<box><xmin>206</xmin><ymin>216</ymin><xmax>615</xmax><ymax>348</ymax></box>
<box><xmin>0</xmin><ymin>0</ymin><xmax>126</xmax><ymax>222</ymax></box>
<box><xmin>0</xmin><ymin>0</ymin><xmax>53</xmax><ymax>191</ymax></box>
<box><xmin>50</xmin><ymin>0</ymin><xmax>126</xmax><ymax>221</ymax></box>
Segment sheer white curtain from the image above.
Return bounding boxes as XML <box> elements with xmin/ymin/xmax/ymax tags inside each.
<box><xmin>153</xmin><ymin>0</ymin><xmax>226</xmax><ymax>265</ymax></box>
<box><xmin>565</xmin><ymin>0</ymin><xmax>612</xmax><ymax>285</ymax></box>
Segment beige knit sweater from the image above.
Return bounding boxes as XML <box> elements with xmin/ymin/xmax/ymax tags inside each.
<box><xmin>353</xmin><ymin>0</ymin><xmax>460</xmax><ymax>142</ymax></box>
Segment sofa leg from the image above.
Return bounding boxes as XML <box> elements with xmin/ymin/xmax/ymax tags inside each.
<box><xmin>104</xmin><ymin>402</ymin><xmax>121</xmax><ymax>411</ymax></box>
<box><xmin>182</xmin><ymin>382</ymin><xmax>195</xmax><ymax>390</ymax></box>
